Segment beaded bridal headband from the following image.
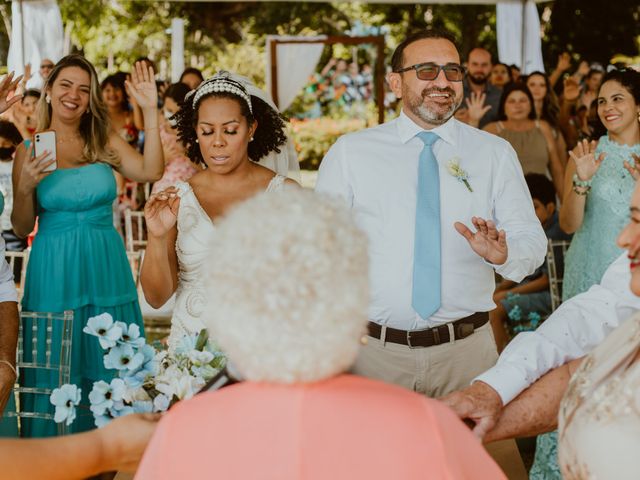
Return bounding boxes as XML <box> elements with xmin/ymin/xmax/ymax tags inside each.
<box><xmin>189</xmin><ymin>71</ymin><xmax>253</xmax><ymax>113</ymax></box>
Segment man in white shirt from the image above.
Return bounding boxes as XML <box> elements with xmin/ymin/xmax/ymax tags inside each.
<box><xmin>316</xmin><ymin>29</ymin><xmax>546</xmax><ymax>398</ymax></box>
<box><xmin>442</xmin><ymin>251</ymin><xmax>638</xmax><ymax>438</ymax></box>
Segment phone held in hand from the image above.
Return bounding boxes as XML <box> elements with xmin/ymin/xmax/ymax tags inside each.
<box><xmin>34</xmin><ymin>130</ymin><xmax>57</xmax><ymax>172</ymax></box>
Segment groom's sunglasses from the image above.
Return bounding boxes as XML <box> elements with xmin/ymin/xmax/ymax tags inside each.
<box><xmin>395</xmin><ymin>62</ymin><xmax>466</xmax><ymax>82</ymax></box>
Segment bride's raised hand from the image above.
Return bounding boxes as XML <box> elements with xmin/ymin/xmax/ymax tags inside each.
<box><xmin>144</xmin><ymin>187</ymin><xmax>180</xmax><ymax>238</ymax></box>
<box><xmin>569</xmin><ymin>138</ymin><xmax>605</xmax><ymax>182</ymax></box>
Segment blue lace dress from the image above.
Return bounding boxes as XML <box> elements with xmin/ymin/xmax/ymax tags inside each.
<box><xmin>530</xmin><ymin>135</ymin><xmax>640</xmax><ymax>480</ymax></box>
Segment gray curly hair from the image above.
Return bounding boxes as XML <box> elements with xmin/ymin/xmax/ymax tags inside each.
<box><xmin>203</xmin><ymin>188</ymin><xmax>369</xmax><ymax>383</ymax></box>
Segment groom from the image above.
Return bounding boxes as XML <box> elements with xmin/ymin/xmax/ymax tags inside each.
<box><xmin>315</xmin><ymin>29</ymin><xmax>545</xmax><ymax>477</ymax></box>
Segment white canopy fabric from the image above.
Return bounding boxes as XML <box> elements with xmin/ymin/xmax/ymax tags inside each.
<box><xmin>497</xmin><ymin>0</ymin><xmax>544</xmax><ymax>73</ymax></box>
<box><xmin>7</xmin><ymin>0</ymin><xmax>64</xmax><ymax>89</ymax></box>
<box><xmin>266</xmin><ymin>35</ymin><xmax>327</xmax><ymax>112</ymax></box>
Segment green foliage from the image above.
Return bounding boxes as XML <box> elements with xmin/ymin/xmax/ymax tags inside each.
<box><xmin>541</xmin><ymin>0</ymin><xmax>640</xmax><ymax>66</ymax></box>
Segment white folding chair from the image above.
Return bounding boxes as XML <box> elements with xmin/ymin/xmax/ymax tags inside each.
<box><xmin>547</xmin><ymin>239</ymin><xmax>571</xmax><ymax>312</ymax></box>
<box><xmin>124</xmin><ymin>210</ymin><xmax>147</xmax><ymax>252</ymax></box>
<box><xmin>7</xmin><ymin>310</ymin><xmax>74</xmax><ymax>436</ymax></box>
<box><xmin>4</xmin><ymin>250</ymin><xmax>30</xmax><ymax>303</ymax></box>
<box><xmin>126</xmin><ymin>250</ymin><xmax>144</xmax><ymax>288</ymax></box>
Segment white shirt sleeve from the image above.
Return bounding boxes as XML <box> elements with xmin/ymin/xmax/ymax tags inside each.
<box><xmin>475</xmin><ymin>253</ymin><xmax>637</xmax><ymax>404</ymax></box>
<box><xmin>489</xmin><ymin>142</ymin><xmax>547</xmax><ymax>282</ymax></box>
<box><xmin>315</xmin><ymin>138</ymin><xmax>354</xmax><ymax>206</ymax></box>
<box><xmin>0</xmin><ymin>237</ymin><xmax>17</xmax><ymax>303</ymax></box>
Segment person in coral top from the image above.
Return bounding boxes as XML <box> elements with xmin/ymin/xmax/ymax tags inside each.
<box><xmin>135</xmin><ymin>188</ymin><xmax>505</xmax><ymax>480</ymax></box>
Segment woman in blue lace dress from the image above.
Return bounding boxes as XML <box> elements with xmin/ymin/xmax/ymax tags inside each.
<box><xmin>530</xmin><ymin>69</ymin><xmax>640</xmax><ymax>480</ymax></box>
<box><xmin>11</xmin><ymin>55</ymin><xmax>164</xmax><ymax>437</ymax></box>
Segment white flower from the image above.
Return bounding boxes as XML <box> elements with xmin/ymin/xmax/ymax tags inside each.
<box><xmin>188</xmin><ymin>349</ymin><xmax>214</xmax><ymax>366</ymax></box>
<box><xmin>50</xmin><ymin>384</ymin><xmax>81</xmax><ymax>426</ymax></box>
<box><xmin>156</xmin><ymin>366</ymin><xmax>204</xmax><ymax>400</ymax></box>
<box><xmin>83</xmin><ymin>314</ymin><xmax>123</xmax><ymax>349</ymax></box>
<box><xmin>446</xmin><ymin>157</ymin><xmax>473</xmax><ymax>192</ymax></box>
<box><xmin>93</xmin><ymin>414</ymin><xmax>112</xmax><ymax>428</ymax></box>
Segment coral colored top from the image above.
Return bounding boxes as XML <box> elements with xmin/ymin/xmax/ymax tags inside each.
<box><xmin>136</xmin><ymin>374</ymin><xmax>505</xmax><ymax>480</ymax></box>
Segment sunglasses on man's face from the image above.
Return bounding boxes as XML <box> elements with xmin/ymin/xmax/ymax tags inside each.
<box><xmin>40</xmin><ymin>64</ymin><xmax>54</xmax><ymax>70</ymax></box>
<box><xmin>395</xmin><ymin>62</ymin><xmax>466</xmax><ymax>82</ymax></box>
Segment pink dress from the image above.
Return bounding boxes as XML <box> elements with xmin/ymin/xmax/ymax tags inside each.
<box><xmin>152</xmin><ymin>125</ymin><xmax>198</xmax><ymax>194</ymax></box>
<box><xmin>136</xmin><ymin>374</ymin><xmax>505</xmax><ymax>480</ymax></box>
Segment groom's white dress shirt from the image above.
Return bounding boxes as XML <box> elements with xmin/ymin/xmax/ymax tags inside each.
<box><xmin>316</xmin><ymin>112</ymin><xmax>546</xmax><ymax>330</ymax></box>
<box><xmin>476</xmin><ymin>252</ymin><xmax>638</xmax><ymax>404</ymax></box>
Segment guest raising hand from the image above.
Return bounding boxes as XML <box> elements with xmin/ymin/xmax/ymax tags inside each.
<box><xmin>140</xmin><ymin>71</ymin><xmax>297</xmax><ymax>351</ymax></box>
<box><xmin>11</xmin><ymin>54</ymin><xmax>163</xmax><ymax>437</ymax></box>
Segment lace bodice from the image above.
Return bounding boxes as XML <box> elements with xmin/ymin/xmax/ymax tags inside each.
<box><xmin>558</xmin><ymin>314</ymin><xmax>640</xmax><ymax>479</ymax></box>
<box><xmin>562</xmin><ymin>135</ymin><xmax>640</xmax><ymax>300</ymax></box>
<box><xmin>167</xmin><ymin>175</ymin><xmax>287</xmax><ymax>350</ymax></box>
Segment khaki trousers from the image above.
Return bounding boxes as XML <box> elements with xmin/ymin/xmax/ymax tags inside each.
<box><xmin>353</xmin><ymin>323</ymin><xmax>528</xmax><ymax>480</ymax></box>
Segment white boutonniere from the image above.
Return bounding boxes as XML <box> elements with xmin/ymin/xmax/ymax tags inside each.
<box><xmin>447</xmin><ymin>157</ymin><xmax>473</xmax><ymax>192</ymax></box>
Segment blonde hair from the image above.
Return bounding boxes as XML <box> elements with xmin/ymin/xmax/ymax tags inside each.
<box><xmin>203</xmin><ymin>188</ymin><xmax>369</xmax><ymax>384</ymax></box>
<box><xmin>37</xmin><ymin>54</ymin><xmax>120</xmax><ymax>167</ymax></box>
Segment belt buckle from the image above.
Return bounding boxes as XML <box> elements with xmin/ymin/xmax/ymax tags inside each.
<box><xmin>456</xmin><ymin>323</ymin><xmax>474</xmax><ymax>339</ymax></box>
<box><xmin>406</xmin><ymin>330</ymin><xmax>422</xmax><ymax>349</ymax></box>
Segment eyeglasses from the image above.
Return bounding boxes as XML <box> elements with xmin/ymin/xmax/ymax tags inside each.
<box><xmin>395</xmin><ymin>62</ymin><xmax>466</xmax><ymax>82</ymax></box>
<box><xmin>40</xmin><ymin>64</ymin><xmax>54</xmax><ymax>70</ymax></box>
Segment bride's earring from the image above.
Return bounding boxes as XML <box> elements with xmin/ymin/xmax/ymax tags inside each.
<box><xmin>45</xmin><ymin>95</ymin><xmax>51</xmax><ymax>104</ymax></box>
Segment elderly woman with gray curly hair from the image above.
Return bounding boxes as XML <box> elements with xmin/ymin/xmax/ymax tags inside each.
<box><xmin>135</xmin><ymin>188</ymin><xmax>505</xmax><ymax>480</ymax></box>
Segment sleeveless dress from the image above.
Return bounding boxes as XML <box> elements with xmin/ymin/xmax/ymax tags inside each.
<box><xmin>531</xmin><ymin>135</ymin><xmax>640</xmax><ymax>479</ymax></box>
<box><xmin>496</xmin><ymin>120</ymin><xmax>549</xmax><ymax>175</ymax></box>
<box><xmin>167</xmin><ymin>175</ymin><xmax>286</xmax><ymax>351</ymax></box>
<box><xmin>558</xmin><ymin>314</ymin><xmax>640</xmax><ymax>479</ymax></box>
<box><xmin>21</xmin><ymin>161</ymin><xmax>144</xmax><ymax>437</ymax></box>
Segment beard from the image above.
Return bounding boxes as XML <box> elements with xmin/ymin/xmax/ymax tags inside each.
<box><xmin>403</xmin><ymin>85</ymin><xmax>463</xmax><ymax>126</ymax></box>
<box><xmin>468</xmin><ymin>72</ymin><xmax>489</xmax><ymax>85</ymax></box>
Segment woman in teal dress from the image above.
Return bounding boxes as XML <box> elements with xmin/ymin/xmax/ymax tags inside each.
<box><xmin>11</xmin><ymin>55</ymin><xmax>163</xmax><ymax>437</ymax></box>
<box><xmin>530</xmin><ymin>69</ymin><xmax>640</xmax><ymax>479</ymax></box>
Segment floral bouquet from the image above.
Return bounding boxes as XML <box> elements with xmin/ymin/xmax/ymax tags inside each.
<box><xmin>50</xmin><ymin>313</ymin><xmax>225</xmax><ymax>427</ymax></box>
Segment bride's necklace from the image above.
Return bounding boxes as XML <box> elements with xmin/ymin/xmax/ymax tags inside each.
<box><xmin>57</xmin><ymin>135</ymin><xmax>83</xmax><ymax>144</ymax></box>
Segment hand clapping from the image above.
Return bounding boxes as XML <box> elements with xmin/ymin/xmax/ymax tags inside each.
<box><xmin>144</xmin><ymin>187</ymin><xmax>180</xmax><ymax>238</ymax></box>
<box><xmin>455</xmin><ymin>216</ymin><xmax>508</xmax><ymax>265</ymax></box>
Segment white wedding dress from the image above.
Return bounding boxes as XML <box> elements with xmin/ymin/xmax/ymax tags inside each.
<box><xmin>166</xmin><ymin>176</ymin><xmax>286</xmax><ymax>350</ymax></box>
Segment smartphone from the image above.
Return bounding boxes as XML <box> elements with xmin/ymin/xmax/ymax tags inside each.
<box><xmin>34</xmin><ymin>130</ymin><xmax>57</xmax><ymax>172</ymax></box>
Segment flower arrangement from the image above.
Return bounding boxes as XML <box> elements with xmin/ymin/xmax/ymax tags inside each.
<box><xmin>447</xmin><ymin>157</ymin><xmax>473</xmax><ymax>192</ymax></box>
<box><xmin>50</xmin><ymin>313</ymin><xmax>225</xmax><ymax>427</ymax></box>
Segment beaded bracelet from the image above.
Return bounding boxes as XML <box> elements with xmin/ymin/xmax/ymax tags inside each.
<box><xmin>572</xmin><ymin>174</ymin><xmax>592</xmax><ymax>188</ymax></box>
<box><xmin>572</xmin><ymin>174</ymin><xmax>592</xmax><ymax>196</ymax></box>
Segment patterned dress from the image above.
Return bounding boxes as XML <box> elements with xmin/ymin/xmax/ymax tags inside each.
<box><xmin>530</xmin><ymin>135</ymin><xmax>640</xmax><ymax>479</ymax></box>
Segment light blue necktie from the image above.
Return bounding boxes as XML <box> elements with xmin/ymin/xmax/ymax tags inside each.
<box><xmin>412</xmin><ymin>131</ymin><xmax>441</xmax><ymax>320</ymax></box>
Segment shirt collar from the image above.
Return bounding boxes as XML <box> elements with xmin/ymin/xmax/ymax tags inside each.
<box><xmin>397</xmin><ymin>109</ymin><xmax>458</xmax><ymax>147</ymax></box>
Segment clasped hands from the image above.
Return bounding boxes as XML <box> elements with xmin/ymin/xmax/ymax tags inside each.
<box><xmin>455</xmin><ymin>216</ymin><xmax>508</xmax><ymax>265</ymax></box>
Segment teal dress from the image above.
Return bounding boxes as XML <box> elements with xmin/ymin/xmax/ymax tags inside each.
<box><xmin>20</xmin><ymin>161</ymin><xmax>143</xmax><ymax>437</ymax></box>
<box><xmin>530</xmin><ymin>135</ymin><xmax>640</xmax><ymax>479</ymax></box>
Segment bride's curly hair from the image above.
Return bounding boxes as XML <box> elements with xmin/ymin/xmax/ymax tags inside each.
<box><xmin>174</xmin><ymin>78</ymin><xmax>288</xmax><ymax>167</ymax></box>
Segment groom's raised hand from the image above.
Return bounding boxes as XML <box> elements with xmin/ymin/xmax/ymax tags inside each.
<box><xmin>455</xmin><ymin>216</ymin><xmax>507</xmax><ymax>265</ymax></box>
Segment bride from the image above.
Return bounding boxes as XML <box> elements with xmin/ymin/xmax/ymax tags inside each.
<box><xmin>140</xmin><ymin>71</ymin><xmax>298</xmax><ymax>349</ymax></box>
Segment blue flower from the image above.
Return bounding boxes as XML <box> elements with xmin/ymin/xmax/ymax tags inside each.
<box><xmin>109</xmin><ymin>400</ymin><xmax>134</xmax><ymax>418</ymax></box>
<box><xmin>527</xmin><ymin>311</ymin><xmax>542</xmax><ymax>328</ymax></box>
<box><xmin>132</xmin><ymin>400</ymin><xmax>153</xmax><ymax>413</ymax></box>
<box><xmin>507</xmin><ymin>305</ymin><xmax>522</xmax><ymax>322</ymax></box>
<box><xmin>104</xmin><ymin>344</ymin><xmax>144</xmax><ymax>372</ymax></box>
<box><xmin>93</xmin><ymin>413</ymin><xmax>112</xmax><ymax>428</ymax></box>
<box><xmin>120</xmin><ymin>344</ymin><xmax>158</xmax><ymax>388</ymax></box>
<box><xmin>83</xmin><ymin>313</ymin><xmax>123</xmax><ymax>349</ymax></box>
<box><xmin>114</xmin><ymin>321</ymin><xmax>146</xmax><ymax>348</ymax></box>
<box><xmin>50</xmin><ymin>384</ymin><xmax>82</xmax><ymax>426</ymax></box>
<box><xmin>88</xmin><ymin>379</ymin><xmax>126</xmax><ymax>416</ymax></box>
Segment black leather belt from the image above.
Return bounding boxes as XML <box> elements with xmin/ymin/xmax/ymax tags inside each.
<box><xmin>367</xmin><ymin>312</ymin><xmax>489</xmax><ymax>348</ymax></box>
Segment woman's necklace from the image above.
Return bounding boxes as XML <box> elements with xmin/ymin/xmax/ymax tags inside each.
<box><xmin>57</xmin><ymin>135</ymin><xmax>83</xmax><ymax>144</ymax></box>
